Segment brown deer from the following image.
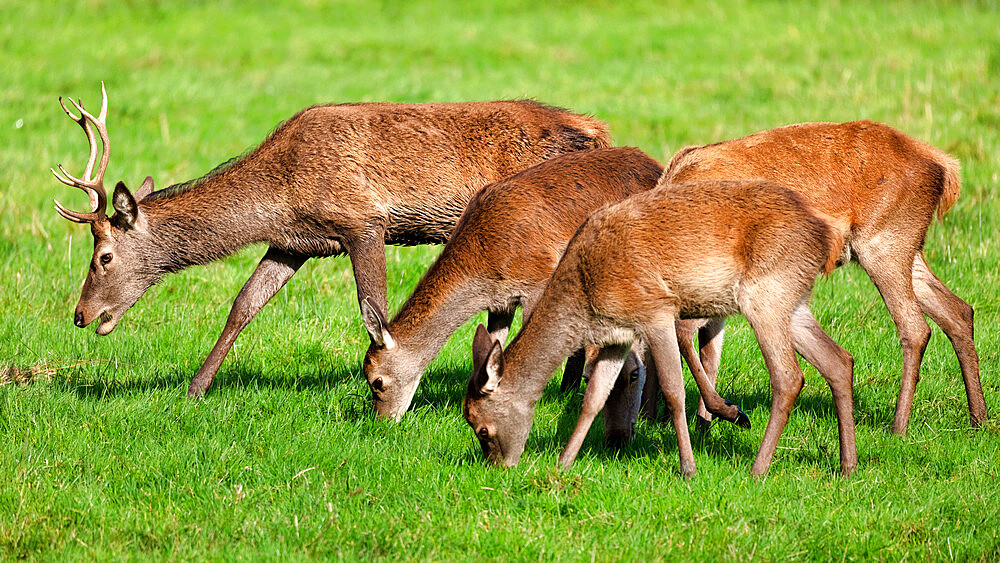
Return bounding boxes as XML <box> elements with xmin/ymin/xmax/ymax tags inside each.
<box><xmin>50</xmin><ymin>84</ymin><xmax>611</xmax><ymax>397</ymax></box>
<box><xmin>464</xmin><ymin>180</ymin><xmax>856</xmax><ymax>477</ymax></box>
<box><xmin>653</xmin><ymin>120</ymin><xmax>985</xmax><ymax>435</ymax></box>
<box><xmin>360</xmin><ymin>147</ymin><xmax>750</xmax><ymax>432</ymax></box>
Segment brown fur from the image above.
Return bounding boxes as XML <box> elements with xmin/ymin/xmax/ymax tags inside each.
<box><xmin>51</xmin><ymin>89</ymin><xmax>611</xmax><ymax>398</ymax></box>
<box><xmin>361</xmin><ymin>147</ymin><xmax>663</xmax><ymax>422</ymax></box>
<box><xmin>662</xmin><ymin>120</ymin><xmax>984</xmax><ymax>434</ymax></box>
<box><xmin>464</xmin><ymin>180</ymin><xmax>857</xmax><ymax>477</ymax></box>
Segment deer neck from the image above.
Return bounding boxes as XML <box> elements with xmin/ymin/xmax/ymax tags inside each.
<box><xmin>389</xmin><ymin>279</ymin><xmax>487</xmax><ymax>373</ymax></box>
<box><xmin>140</xmin><ymin>172</ymin><xmax>279</xmax><ymax>274</ymax></box>
<box><xmin>502</xmin><ymin>289</ymin><xmax>587</xmax><ymax>403</ymax></box>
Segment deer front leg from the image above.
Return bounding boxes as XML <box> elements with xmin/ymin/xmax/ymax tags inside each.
<box><xmin>680</xmin><ymin>319</ymin><xmax>748</xmax><ymax>431</ymax></box>
<box><xmin>645</xmin><ymin>319</ymin><xmax>697</xmax><ymax>478</ymax></box>
<box><xmin>187</xmin><ymin>247</ymin><xmax>307</xmax><ymax>398</ymax></box>
<box><xmin>558</xmin><ymin>344</ymin><xmax>630</xmax><ymax>469</ymax></box>
<box><xmin>639</xmin><ymin>346</ymin><xmax>660</xmax><ymax>422</ymax></box>
<box><xmin>346</xmin><ymin>228</ymin><xmax>389</xmax><ymax>318</ymax></box>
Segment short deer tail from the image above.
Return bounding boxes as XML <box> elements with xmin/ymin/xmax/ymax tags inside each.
<box><xmin>823</xmin><ymin>223</ymin><xmax>846</xmax><ymax>276</ymax></box>
<box><xmin>935</xmin><ymin>152</ymin><xmax>962</xmax><ymax>220</ymax></box>
<box><xmin>579</xmin><ymin>117</ymin><xmax>612</xmax><ymax>149</ymax></box>
<box><xmin>664</xmin><ymin>145</ymin><xmax>701</xmax><ymax>177</ymax></box>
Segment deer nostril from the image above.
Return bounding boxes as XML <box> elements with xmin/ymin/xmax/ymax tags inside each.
<box><xmin>371</xmin><ymin>377</ymin><xmax>383</xmax><ymax>391</ymax></box>
<box><xmin>74</xmin><ymin>312</ymin><xmax>85</xmax><ymax>328</ymax></box>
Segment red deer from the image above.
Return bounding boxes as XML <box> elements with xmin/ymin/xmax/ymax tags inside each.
<box><xmin>50</xmin><ymin>84</ymin><xmax>610</xmax><ymax>397</ymax></box>
<box><xmin>654</xmin><ymin>121</ymin><xmax>985</xmax><ymax>435</ymax></box>
<box><xmin>360</xmin><ymin>147</ymin><xmax>749</xmax><ymax>434</ymax></box>
<box><xmin>464</xmin><ymin>180</ymin><xmax>856</xmax><ymax>477</ymax></box>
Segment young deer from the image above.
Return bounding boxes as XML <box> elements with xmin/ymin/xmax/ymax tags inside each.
<box><xmin>464</xmin><ymin>180</ymin><xmax>856</xmax><ymax>477</ymax></box>
<box><xmin>50</xmin><ymin>84</ymin><xmax>610</xmax><ymax>397</ymax></box>
<box><xmin>655</xmin><ymin>121</ymin><xmax>985</xmax><ymax>435</ymax></box>
<box><xmin>361</xmin><ymin>148</ymin><xmax>746</xmax><ymax>427</ymax></box>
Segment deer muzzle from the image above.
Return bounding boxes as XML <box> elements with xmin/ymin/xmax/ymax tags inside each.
<box><xmin>74</xmin><ymin>306</ymin><xmax>118</xmax><ymax>335</ymax></box>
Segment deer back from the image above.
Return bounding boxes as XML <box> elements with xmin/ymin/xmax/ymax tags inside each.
<box><xmin>665</xmin><ymin>120</ymin><xmax>960</xmax><ymax>240</ymax></box>
<box><xmin>562</xmin><ymin>180</ymin><xmax>841</xmax><ymax>325</ymax></box>
<box><xmin>143</xmin><ymin>100</ymin><xmax>609</xmax><ymax>243</ymax></box>
<box><xmin>444</xmin><ymin>147</ymin><xmax>663</xmax><ymax>285</ymax></box>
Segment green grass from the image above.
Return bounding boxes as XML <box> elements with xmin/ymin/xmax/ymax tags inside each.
<box><xmin>3</xmin><ymin>0</ymin><xmax>1000</xmax><ymax>559</ymax></box>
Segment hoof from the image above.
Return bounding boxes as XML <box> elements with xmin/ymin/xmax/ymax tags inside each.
<box><xmin>724</xmin><ymin>400</ymin><xmax>751</xmax><ymax>429</ymax></box>
<box><xmin>187</xmin><ymin>382</ymin><xmax>208</xmax><ymax>399</ymax></box>
<box><xmin>694</xmin><ymin>415</ymin><xmax>712</xmax><ymax>434</ymax></box>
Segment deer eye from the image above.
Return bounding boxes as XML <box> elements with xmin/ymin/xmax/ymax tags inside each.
<box><xmin>629</xmin><ymin>368</ymin><xmax>641</xmax><ymax>383</ymax></box>
<box><xmin>477</xmin><ymin>427</ymin><xmax>490</xmax><ymax>440</ymax></box>
<box><xmin>100</xmin><ymin>253</ymin><xmax>113</xmax><ymax>265</ymax></box>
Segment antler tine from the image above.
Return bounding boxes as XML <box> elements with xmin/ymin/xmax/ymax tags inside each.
<box><xmin>50</xmin><ymin>165</ymin><xmax>100</xmax><ymax>211</ymax></box>
<box><xmin>60</xmin><ymin>97</ymin><xmax>98</xmax><ymax>181</ymax></box>
<box><xmin>52</xmin><ymin>84</ymin><xmax>110</xmax><ymax>219</ymax></box>
<box><xmin>53</xmin><ymin>199</ymin><xmax>102</xmax><ymax>224</ymax></box>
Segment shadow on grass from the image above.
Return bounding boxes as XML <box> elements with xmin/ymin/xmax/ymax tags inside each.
<box><xmin>55</xmin><ymin>341</ymin><xmax>365</xmax><ymax>400</ymax></box>
<box><xmin>410</xmin><ymin>362</ymin><xmax>886</xmax><ymax>471</ymax></box>
<box><xmin>52</xmin><ymin>344</ymin><xmax>889</xmax><ymax>473</ymax></box>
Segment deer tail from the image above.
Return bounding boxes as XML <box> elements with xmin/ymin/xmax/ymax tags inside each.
<box><xmin>823</xmin><ymin>223</ymin><xmax>846</xmax><ymax>276</ymax></box>
<box><xmin>935</xmin><ymin>152</ymin><xmax>962</xmax><ymax>220</ymax></box>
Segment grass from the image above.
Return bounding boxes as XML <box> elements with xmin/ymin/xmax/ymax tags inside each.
<box><xmin>3</xmin><ymin>0</ymin><xmax>1000</xmax><ymax>559</ymax></box>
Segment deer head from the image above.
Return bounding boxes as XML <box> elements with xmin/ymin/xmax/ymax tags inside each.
<box><xmin>52</xmin><ymin>84</ymin><xmax>158</xmax><ymax>335</ymax></box>
<box><xmin>360</xmin><ymin>297</ymin><xmax>426</xmax><ymax>420</ymax></box>
<box><xmin>462</xmin><ymin>324</ymin><xmax>533</xmax><ymax>466</ymax></box>
<box><xmin>601</xmin><ymin>346</ymin><xmax>645</xmax><ymax>448</ymax></box>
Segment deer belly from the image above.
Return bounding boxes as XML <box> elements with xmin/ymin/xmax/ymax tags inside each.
<box><xmin>668</xmin><ymin>266</ymin><xmax>741</xmax><ymax>320</ymax></box>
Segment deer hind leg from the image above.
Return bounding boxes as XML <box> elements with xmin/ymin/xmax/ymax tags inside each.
<box><xmin>694</xmin><ymin>318</ymin><xmax>727</xmax><ymax>431</ymax></box>
<box><xmin>856</xmin><ymin>243</ymin><xmax>931</xmax><ymax>436</ymax></box>
<box><xmin>743</xmin><ymin>296</ymin><xmax>804</xmax><ymax>477</ymax></box>
<box><xmin>558</xmin><ymin>344</ymin><xmax>630</xmax><ymax>469</ymax></box>
<box><xmin>912</xmin><ymin>252</ymin><xmax>986</xmax><ymax>426</ymax></box>
<box><xmin>188</xmin><ymin>247</ymin><xmax>307</xmax><ymax>398</ymax></box>
<box><xmin>791</xmin><ymin>304</ymin><xmax>857</xmax><ymax>476</ymax></box>
<box><xmin>644</xmin><ymin>319</ymin><xmax>697</xmax><ymax>477</ymax></box>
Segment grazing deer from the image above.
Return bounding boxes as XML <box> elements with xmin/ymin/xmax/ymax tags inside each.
<box><xmin>655</xmin><ymin>120</ymin><xmax>985</xmax><ymax>435</ymax></box>
<box><xmin>360</xmin><ymin>147</ymin><xmax>750</xmax><ymax>431</ymax></box>
<box><xmin>464</xmin><ymin>180</ymin><xmax>856</xmax><ymax>477</ymax></box>
<box><xmin>50</xmin><ymin>84</ymin><xmax>610</xmax><ymax>397</ymax></box>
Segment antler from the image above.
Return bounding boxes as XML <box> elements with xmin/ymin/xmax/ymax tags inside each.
<box><xmin>51</xmin><ymin>82</ymin><xmax>110</xmax><ymax>223</ymax></box>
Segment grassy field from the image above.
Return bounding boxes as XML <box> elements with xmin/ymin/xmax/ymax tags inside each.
<box><xmin>3</xmin><ymin>0</ymin><xmax>1000</xmax><ymax>559</ymax></box>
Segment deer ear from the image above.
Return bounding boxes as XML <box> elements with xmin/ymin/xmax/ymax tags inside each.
<box><xmin>134</xmin><ymin>176</ymin><xmax>155</xmax><ymax>201</ymax></box>
<box><xmin>112</xmin><ymin>181</ymin><xmax>146</xmax><ymax>230</ymax></box>
<box><xmin>361</xmin><ymin>297</ymin><xmax>395</xmax><ymax>350</ymax></box>
<box><xmin>472</xmin><ymin>324</ymin><xmax>494</xmax><ymax>364</ymax></box>
<box><xmin>472</xmin><ymin>325</ymin><xmax>504</xmax><ymax>394</ymax></box>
